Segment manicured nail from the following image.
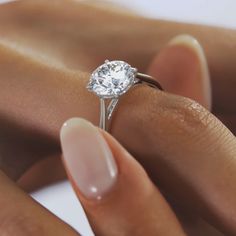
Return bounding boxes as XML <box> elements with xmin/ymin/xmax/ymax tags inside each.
<box><xmin>148</xmin><ymin>34</ymin><xmax>211</xmax><ymax>109</ymax></box>
<box><xmin>60</xmin><ymin>118</ymin><xmax>118</xmax><ymax>200</ymax></box>
<box><xmin>169</xmin><ymin>34</ymin><xmax>212</xmax><ymax>109</ymax></box>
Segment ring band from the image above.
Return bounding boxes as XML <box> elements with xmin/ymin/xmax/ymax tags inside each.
<box><xmin>87</xmin><ymin>60</ymin><xmax>163</xmax><ymax>131</ymax></box>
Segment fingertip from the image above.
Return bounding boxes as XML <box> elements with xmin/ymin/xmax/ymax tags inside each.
<box><xmin>60</xmin><ymin>117</ymin><xmax>118</xmax><ymax>201</ymax></box>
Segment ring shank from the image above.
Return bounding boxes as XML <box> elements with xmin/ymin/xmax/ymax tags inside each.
<box><xmin>136</xmin><ymin>73</ymin><xmax>163</xmax><ymax>90</ymax></box>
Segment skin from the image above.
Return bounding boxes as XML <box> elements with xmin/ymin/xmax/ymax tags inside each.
<box><xmin>0</xmin><ymin>0</ymin><xmax>235</xmax><ymax>235</ymax></box>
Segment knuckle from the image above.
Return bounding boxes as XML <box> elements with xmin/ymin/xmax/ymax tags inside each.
<box><xmin>176</xmin><ymin>97</ymin><xmax>229</xmax><ymax>136</ymax></box>
<box><xmin>161</xmin><ymin>95</ymin><xmax>212</xmax><ymax>135</ymax></box>
<box><xmin>137</xmin><ymin>90</ymin><xmax>214</xmax><ymax>138</ymax></box>
<box><xmin>175</xmin><ymin>97</ymin><xmax>211</xmax><ymax>129</ymax></box>
<box><xmin>167</xmin><ymin>96</ymin><xmax>236</xmax><ymax>155</ymax></box>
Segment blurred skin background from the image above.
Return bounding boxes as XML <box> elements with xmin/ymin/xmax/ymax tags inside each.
<box><xmin>0</xmin><ymin>1</ymin><xmax>236</xmax><ymax>236</ymax></box>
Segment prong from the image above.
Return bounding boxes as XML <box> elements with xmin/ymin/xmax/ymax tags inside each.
<box><xmin>86</xmin><ymin>84</ymin><xmax>92</xmax><ymax>91</ymax></box>
<box><xmin>105</xmin><ymin>59</ymin><xmax>109</xmax><ymax>63</ymax></box>
<box><xmin>134</xmin><ymin>78</ymin><xmax>140</xmax><ymax>85</ymax></box>
<box><xmin>132</xmin><ymin>67</ymin><xmax>138</xmax><ymax>74</ymax></box>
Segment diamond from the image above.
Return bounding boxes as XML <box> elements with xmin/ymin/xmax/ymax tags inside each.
<box><xmin>87</xmin><ymin>60</ymin><xmax>136</xmax><ymax>98</ymax></box>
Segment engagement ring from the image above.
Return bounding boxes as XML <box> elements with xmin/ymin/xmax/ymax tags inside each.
<box><xmin>87</xmin><ymin>60</ymin><xmax>163</xmax><ymax>131</ymax></box>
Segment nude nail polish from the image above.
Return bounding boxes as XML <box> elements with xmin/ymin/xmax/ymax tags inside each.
<box><xmin>169</xmin><ymin>34</ymin><xmax>212</xmax><ymax>109</ymax></box>
<box><xmin>60</xmin><ymin>118</ymin><xmax>118</xmax><ymax>200</ymax></box>
<box><xmin>148</xmin><ymin>34</ymin><xmax>212</xmax><ymax>110</ymax></box>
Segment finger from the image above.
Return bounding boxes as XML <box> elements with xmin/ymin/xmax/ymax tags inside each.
<box><xmin>0</xmin><ymin>171</ymin><xmax>79</xmax><ymax>235</ymax></box>
<box><xmin>147</xmin><ymin>35</ymin><xmax>218</xmax><ymax>233</ymax></box>
<box><xmin>0</xmin><ymin>41</ymin><xmax>95</xmax><ymax>180</ymax></box>
<box><xmin>18</xmin><ymin>155</ymin><xmax>66</xmax><ymax>192</ymax></box>
<box><xmin>148</xmin><ymin>34</ymin><xmax>212</xmax><ymax>110</ymax></box>
<box><xmin>112</xmin><ymin>84</ymin><xmax>236</xmax><ymax>235</ymax></box>
<box><xmin>60</xmin><ymin>118</ymin><xmax>185</xmax><ymax>236</ymax></box>
<box><xmin>145</xmin><ymin>35</ymin><xmax>236</xmax><ymax>234</ymax></box>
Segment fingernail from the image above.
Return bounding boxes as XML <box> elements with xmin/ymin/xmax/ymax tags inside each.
<box><xmin>169</xmin><ymin>35</ymin><xmax>212</xmax><ymax>109</ymax></box>
<box><xmin>60</xmin><ymin>118</ymin><xmax>118</xmax><ymax>200</ymax></box>
<box><xmin>168</xmin><ymin>35</ymin><xmax>209</xmax><ymax>77</ymax></box>
<box><xmin>148</xmin><ymin>34</ymin><xmax>212</xmax><ymax>110</ymax></box>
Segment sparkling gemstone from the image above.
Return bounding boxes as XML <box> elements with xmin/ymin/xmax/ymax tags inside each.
<box><xmin>87</xmin><ymin>60</ymin><xmax>136</xmax><ymax>98</ymax></box>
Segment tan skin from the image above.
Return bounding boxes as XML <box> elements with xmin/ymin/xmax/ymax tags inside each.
<box><xmin>0</xmin><ymin>0</ymin><xmax>235</xmax><ymax>235</ymax></box>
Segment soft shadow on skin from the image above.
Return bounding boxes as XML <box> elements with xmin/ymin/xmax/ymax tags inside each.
<box><xmin>0</xmin><ymin>113</ymin><xmax>60</xmax><ymax>180</ymax></box>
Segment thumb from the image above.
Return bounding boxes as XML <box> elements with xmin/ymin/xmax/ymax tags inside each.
<box><xmin>60</xmin><ymin>118</ymin><xmax>185</xmax><ymax>236</ymax></box>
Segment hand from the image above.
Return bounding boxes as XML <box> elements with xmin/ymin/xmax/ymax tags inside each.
<box><xmin>0</xmin><ymin>1</ymin><xmax>235</xmax><ymax>235</ymax></box>
<box><xmin>0</xmin><ymin>0</ymin><xmax>235</xmax><ymax>180</ymax></box>
<box><xmin>59</xmin><ymin>100</ymin><xmax>236</xmax><ymax>236</ymax></box>
<box><xmin>58</xmin><ymin>34</ymin><xmax>236</xmax><ymax>235</ymax></box>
